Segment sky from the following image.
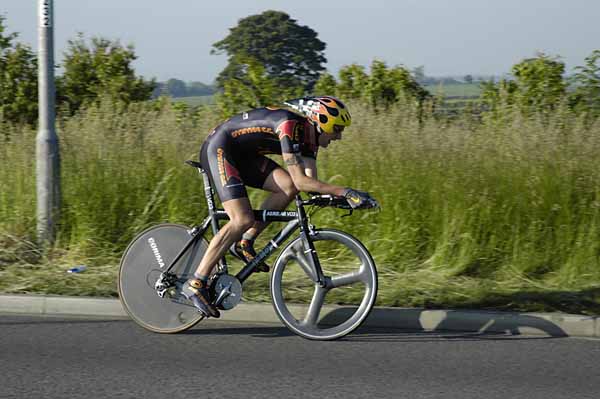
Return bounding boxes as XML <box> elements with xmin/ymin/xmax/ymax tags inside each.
<box><xmin>2</xmin><ymin>1</ymin><xmax>599</xmax><ymax>84</ymax></box>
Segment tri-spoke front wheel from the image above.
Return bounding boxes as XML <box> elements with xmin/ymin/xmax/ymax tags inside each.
<box><xmin>270</xmin><ymin>229</ymin><xmax>378</xmax><ymax>340</ymax></box>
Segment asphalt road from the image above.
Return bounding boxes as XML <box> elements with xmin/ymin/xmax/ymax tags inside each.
<box><xmin>1</xmin><ymin>315</ymin><xmax>599</xmax><ymax>399</ymax></box>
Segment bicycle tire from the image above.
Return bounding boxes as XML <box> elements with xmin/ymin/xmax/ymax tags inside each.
<box><xmin>270</xmin><ymin>229</ymin><xmax>378</xmax><ymax>340</ymax></box>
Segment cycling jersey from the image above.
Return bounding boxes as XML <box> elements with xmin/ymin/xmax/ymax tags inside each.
<box><xmin>200</xmin><ymin>107</ymin><xmax>318</xmax><ymax>202</ymax></box>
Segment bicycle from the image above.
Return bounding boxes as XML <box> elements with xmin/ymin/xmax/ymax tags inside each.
<box><xmin>118</xmin><ymin>160</ymin><xmax>379</xmax><ymax>340</ymax></box>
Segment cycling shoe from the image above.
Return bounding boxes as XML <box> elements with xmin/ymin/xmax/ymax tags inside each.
<box><xmin>181</xmin><ymin>279</ymin><xmax>220</xmax><ymax>318</ymax></box>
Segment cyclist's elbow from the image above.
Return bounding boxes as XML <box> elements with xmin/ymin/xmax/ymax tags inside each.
<box><xmin>291</xmin><ymin>175</ymin><xmax>311</xmax><ymax>193</ymax></box>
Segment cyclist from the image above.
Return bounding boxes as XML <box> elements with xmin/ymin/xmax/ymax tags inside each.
<box><xmin>182</xmin><ymin>96</ymin><xmax>376</xmax><ymax>317</ymax></box>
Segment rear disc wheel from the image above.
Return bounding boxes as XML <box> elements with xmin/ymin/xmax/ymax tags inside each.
<box><xmin>118</xmin><ymin>223</ymin><xmax>208</xmax><ymax>333</ymax></box>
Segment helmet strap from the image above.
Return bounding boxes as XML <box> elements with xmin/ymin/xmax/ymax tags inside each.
<box><xmin>312</xmin><ymin>121</ymin><xmax>323</xmax><ymax>136</ymax></box>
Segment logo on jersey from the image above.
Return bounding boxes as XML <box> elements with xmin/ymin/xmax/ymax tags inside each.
<box><xmin>231</xmin><ymin>126</ymin><xmax>274</xmax><ymax>138</ymax></box>
<box><xmin>217</xmin><ymin>148</ymin><xmax>242</xmax><ymax>187</ymax></box>
<box><xmin>276</xmin><ymin>120</ymin><xmax>297</xmax><ymax>140</ymax></box>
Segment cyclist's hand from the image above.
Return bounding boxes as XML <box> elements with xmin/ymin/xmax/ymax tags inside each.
<box><xmin>343</xmin><ymin>188</ymin><xmax>378</xmax><ymax>209</ymax></box>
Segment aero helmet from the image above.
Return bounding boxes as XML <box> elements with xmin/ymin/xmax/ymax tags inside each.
<box><xmin>284</xmin><ymin>96</ymin><xmax>351</xmax><ymax>134</ymax></box>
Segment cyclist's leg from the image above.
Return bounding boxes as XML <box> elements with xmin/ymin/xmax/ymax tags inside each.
<box><xmin>194</xmin><ymin>197</ymin><xmax>254</xmax><ymax>277</ymax></box>
<box><xmin>196</xmin><ymin>136</ymin><xmax>255</xmax><ymax>277</ymax></box>
<box><xmin>184</xmin><ymin>199</ymin><xmax>253</xmax><ymax>317</ymax></box>
<box><xmin>220</xmin><ymin>158</ymin><xmax>291</xmax><ymax>271</ymax></box>
<box><xmin>243</xmin><ymin>165</ymin><xmax>298</xmax><ymax>239</ymax></box>
<box><xmin>183</xmin><ymin>137</ymin><xmax>254</xmax><ymax>316</ymax></box>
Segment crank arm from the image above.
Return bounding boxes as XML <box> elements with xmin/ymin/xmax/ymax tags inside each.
<box><xmin>213</xmin><ymin>282</ymin><xmax>233</xmax><ymax>307</ymax></box>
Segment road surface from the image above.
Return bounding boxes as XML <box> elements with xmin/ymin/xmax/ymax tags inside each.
<box><xmin>1</xmin><ymin>315</ymin><xmax>598</xmax><ymax>398</ymax></box>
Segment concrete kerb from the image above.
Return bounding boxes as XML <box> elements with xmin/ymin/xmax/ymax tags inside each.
<box><xmin>0</xmin><ymin>293</ymin><xmax>598</xmax><ymax>338</ymax></box>
<box><xmin>0</xmin><ymin>294</ymin><xmax>129</xmax><ymax>319</ymax></box>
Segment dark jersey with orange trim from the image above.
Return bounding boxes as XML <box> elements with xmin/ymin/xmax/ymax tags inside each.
<box><xmin>209</xmin><ymin>107</ymin><xmax>319</xmax><ymax>159</ymax></box>
<box><xmin>199</xmin><ymin>107</ymin><xmax>319</xmax><ymax>202</ymax></box>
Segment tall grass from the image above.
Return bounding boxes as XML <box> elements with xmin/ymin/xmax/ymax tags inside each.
<box><xmin>2</xmin><ymin>101</ymin><xmax>216</xmax><ymax>251</ymax></box>
<box><xmin>1</xmin><ymin>99</ymin><xmax>600</xmax><ymax>312</ymax></box>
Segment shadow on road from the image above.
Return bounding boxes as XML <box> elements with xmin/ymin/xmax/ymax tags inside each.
<box><xmin>180</xmin><ymin>305</ymin><xmax>577</xmax><ymax>340</ymax></box>
<box><xmin>344</xmin><ymin>327</ymin><xmax>560</xmax><ymax>342</ymax></box>
<box><xmin>0</xmin><ymin>312</ymin><xmax>573</xmax><ymax>342</ymax></box>
<box><xmin>183</xmin><ymin>324</ymin><xmax>295</xmax><ymax>338</ymax></box>
<box><xmin>182</xmin><ymin>323</ymin><xmax>560</xmax><ymax>342</ymax></box>
<box><xmin>318</xmin><ymin>307</ymin><xmax>571</xmax><ymax>339</ymax></box>
<box><xmin>182</xmin><ymin>305</ymin><xmax>573</xmax><ymax>341</ymax></box>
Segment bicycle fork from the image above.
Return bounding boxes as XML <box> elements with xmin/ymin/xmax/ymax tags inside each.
<box><xmin>295</xmin><ymin>197</ymin><xmax>327</xmax><ymax>288</ymax></box>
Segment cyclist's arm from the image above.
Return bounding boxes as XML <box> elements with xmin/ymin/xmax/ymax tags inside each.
<box><xmin>303</xmin><ymin>156</ymin><xmax>317</xmax><ymax>179</ymax></box>
<box><xmin>282</xmin><ymin>152</ymin><xmax>345</xmax><ymax>196</ymax></box>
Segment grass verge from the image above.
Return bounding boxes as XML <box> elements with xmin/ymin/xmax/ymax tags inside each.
<box><xmin>2</xmin><ymin>98</ymin><xmax>600</xmax><ymax>315</ymax></box>
<box><xmin>2</xmin><ymin>260</ymin><xmax>600</xmax><ymax>315</ymax></box>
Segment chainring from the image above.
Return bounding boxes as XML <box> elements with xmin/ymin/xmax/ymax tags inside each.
<box><xmin>213</xmin><ymin>274</ymin><xmax>243</xmax><ymax>310</ymax></box>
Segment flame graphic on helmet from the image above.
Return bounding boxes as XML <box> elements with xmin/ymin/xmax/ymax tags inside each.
<box><xmin>284</xmin><ymin>96</ymin><xmax>351</xmax><ymax>134</ymax></box>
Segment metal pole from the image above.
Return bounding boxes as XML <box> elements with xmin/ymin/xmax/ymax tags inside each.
<box><xmin>36</xmin><ymin>0</ymin><xmax>60</xmax><ymax>246</ymax></box>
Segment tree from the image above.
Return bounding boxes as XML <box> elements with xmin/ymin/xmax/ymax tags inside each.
<box><xmin>313</xmin><ymin>72</ymin><xmax>338</xmax><ymax>96</ymax></box>
<box><xmin>165</xmin><ymin>78</ymin><xmax>187</xmax><ymax>97</ymax></box>
<box><xmin>313</xmin><ymin>61</ymin><xmax>429</xmax><ymax>108</ymax></box>
<box><xmin>0</xmin><ymin>15</ymin><xmax>38</xmax><ymax>125</ymax></box>
<box><xmin>413</xmin><ymin>66</ymin><xmax>426</xmax><ymax>84</ymax></box>
<box><xmin>337</xmin><ymin>64</ymin><xmax>369</xmax><ymax>100</ymax></box>
<box><xmin>334</xmin><ymin>61</ymin><xmax>429</xmax><ymax>107</ymax></box>
<box><xmin>0</xmin><ymin>15</ymin><xmax>13</xmax><ymax>50</ymax></box>
<box><xmin>511</xmin><ymin>53</ymin><xmax>565</xmax><ymax>113</ymax></box>
<box><xmin>367</xmin><ymin>60</ymin><xmax>429</xmax><ymax>107</ymax></box>
<box><xmin>212</xmin><ymin>10</ymin><xmax>326</xmax><ymax>93</ymax></box>
<box><xmin>57</xmin><ymin>34</ymin><xmax>155</xmax><ymax>115</ymax></box>
<box><xmin>366</xmin><ymin>60</ymin><xmax>399</xmax><ymax>106</ymax></box>
<box><xmin>152</xmin><ymin>80</ymin><xmax>216</xmax><ymax>98</ymax></box>
<box><xmin>480</xmin><ymin>53</ymin><xmax>566</xmax><ymax>115</ymax></box>
<box><xmin>216</xmin><ymin>56</ymin><xmax>276</xmax><ymax>116</ymax></box>
<box><xmin>570</xmin><ymin>49</ymin><xmax>600</xmax><ymax>117</ymax></box>
<box><xmin>188</xmin><ymin>81</ymin><xmax>215</xmax><ymax>96</ymax></box>
<box><xmin>216</xmin><ymin>56</ymin><xmax>302</xmax><ymax>117</ymax></box>
<box><xmin>480</xmin><ymin>78</ymin><xmax>518</xmax><ymax>114</ymax></box>
<box><xmin>464</xmin><ymin>74</ymin><xmax>473</xmax><ymax>84</ymax></box>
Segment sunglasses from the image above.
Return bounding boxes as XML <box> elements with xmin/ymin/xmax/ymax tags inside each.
<box><xmin>333</xmin><ymin>125</ymin><xmax>345</xmax><ymax>134</ymax></box>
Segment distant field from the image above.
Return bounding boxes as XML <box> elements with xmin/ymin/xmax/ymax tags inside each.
<box><xmin>170</xmin><ymin>85</ymin><xmax>480</xmax><ymax>106</ymax></box>
<box><xmin>425</xmin><ymin>83</ymin><xmax>482</xmax><ymax>98</ymax></box>
<box><xmin>172</xmin><ymin>95</ymin><xmax>215</xmax><ymax>106</ymax></box>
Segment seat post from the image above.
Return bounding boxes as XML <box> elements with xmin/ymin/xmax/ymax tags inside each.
<box><xmin>186</xmin><ymin>160</ymin><xmax>217</xmax><ymax>215</ymax></box>
<box><xmin>197</xmin><ymin>168</ymin><xmax>224</xmax><ymax>239</ymax></box>
<box><xmin>200</xmin><ymin>170</ymin><xmax>216</xmax><ymax>214</ymax></box>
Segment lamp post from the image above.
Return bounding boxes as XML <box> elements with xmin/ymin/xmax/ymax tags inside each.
<box><xmin>36</xmin><ymin>0</ymin><xmax>60</xmax><ymax>246</ymax></box>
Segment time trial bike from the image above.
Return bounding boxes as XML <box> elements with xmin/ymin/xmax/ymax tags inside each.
<box><xmin>118</xmin><ymin>160</ymin><xmax>378</xmax><ymax>340</ymax></box>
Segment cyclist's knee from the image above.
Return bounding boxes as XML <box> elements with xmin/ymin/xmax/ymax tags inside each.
<box><xmin>222</xmin><ymin>198</ymin><xmax>254</xmax><ymax>235</ymax></box>
<box><xmin>229</xmin><ymin>213</ymin><xmax>255</xmax><ymax>234</ymax></box>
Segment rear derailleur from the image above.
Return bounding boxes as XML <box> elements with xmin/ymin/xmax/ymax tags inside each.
<box><xmin>154</xmin><ymin>272</ymin><xmax>178</xmax><ymax>298</ymax></box>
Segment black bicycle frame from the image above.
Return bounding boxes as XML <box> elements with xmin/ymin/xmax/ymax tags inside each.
<box><xmin>163</xmin><ymin>167</ymin><xmax>326</xmax><ymax>286</ymax></box>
